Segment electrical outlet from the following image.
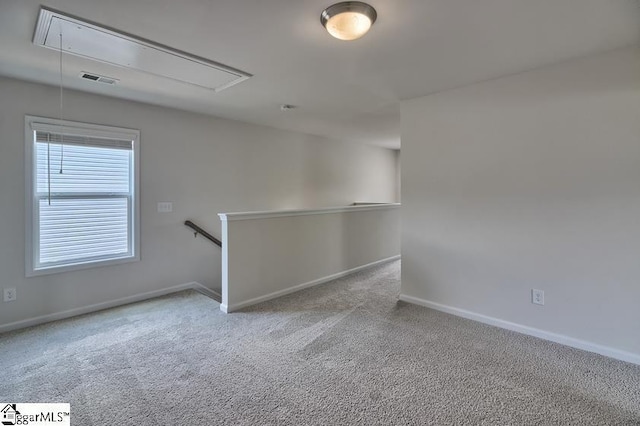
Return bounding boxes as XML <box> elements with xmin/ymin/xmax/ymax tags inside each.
<box><xmin>532</xmin><ymin>289</ymin><xmax>544</xmax><ymax>306</ymax></box>
<box><xmin>157</xmin><ymin>202</ymin><xmax>173</xmax><ymax>213</ymax></box>
<box><xmin>4</xmin><ymin>287</ymin><xmax>16</xmax><ymax>302</ymax></box>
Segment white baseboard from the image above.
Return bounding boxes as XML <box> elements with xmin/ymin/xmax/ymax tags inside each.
<box><xmin>399</xmin><ymin>294</ymin><xmax>640</xmax><ymax>366</ymax></box>
<box><xmin>223</xmin><ymin>255</ymin><xmax>401</xmax><ymax>313</ymax></box>
<box><xmin>191</xmin><ymin>283</ymin><xmax>221</xmax><ymax>301</ymax></box>
<box><xmin>0</xmin><ymin>282</ymin><xmax>220</xmax><ymax>334</ymax></box>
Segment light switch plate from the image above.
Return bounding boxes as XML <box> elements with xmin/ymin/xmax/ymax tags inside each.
<box><xmin>157</xmin><ymin>202</ymin><xmax>173</xmax><ymax>213</ymax></box>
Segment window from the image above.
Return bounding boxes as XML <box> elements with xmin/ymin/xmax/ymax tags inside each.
<box><xmin>25</xmin><ymin>116</ymin><xmax>140</xmax><ymax>276</ymax></box>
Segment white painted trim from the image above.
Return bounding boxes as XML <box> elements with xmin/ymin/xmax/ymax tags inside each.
<box><xmin>191</xmin><ymin>283</ymin><xmax>221</xmax><ymax>301</ymax></box>
<box><xmin>220</xmin><ymin>218</ymin><xmax>229</xmax><ymax>309</ymax></box>
<box><xmin>223</xmin><ymin>255</ymin><xmax>401</xmax><ymax>313</ymax></box>
<box><xmin>218</xmin><ymin>203</ymin><xmax>400</xmax><ymax>222</ymax></box>
<box><xmin>398</xmin><ymin>294</ymin><xmax>640</xmax><ymax>366</ymax></box>
<box><xmin>0</xmin><ymin>282</ymin><xmax>220</xmax><ymax>334</ymax></box>
<box><xmin>26</xmin><ymin>255</ymin><xmax>140</xmax><ymax>278</ymax></box>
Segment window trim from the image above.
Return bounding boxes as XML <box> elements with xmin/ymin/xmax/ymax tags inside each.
<box><xmin>25</xmin><ymin>115</ymin><xmax>140</xmax><ymax>277</ymax></box>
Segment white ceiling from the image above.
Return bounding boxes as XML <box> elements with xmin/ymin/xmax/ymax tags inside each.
<box><xmin>0</xmin><ymin>0</ymin><xmax>638</xmax><ymax>149</ymax></box>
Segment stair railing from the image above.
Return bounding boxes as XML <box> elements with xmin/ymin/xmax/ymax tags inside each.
<box><xmin>184</xmin><ymin>220</ymin><xmax>222</xmax><ymax>247</ymax></box>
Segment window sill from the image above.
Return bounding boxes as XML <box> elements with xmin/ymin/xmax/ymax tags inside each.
<box><xmin>26</xmin><ymin>254</ymin><xmax>140</xmax><ymax>277</ymax></box>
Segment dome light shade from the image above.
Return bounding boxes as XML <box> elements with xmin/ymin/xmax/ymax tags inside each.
<box><xmin>321</xmin><ymin>2</ymin><xmax>377</xmax><ymax>41</ymax></box>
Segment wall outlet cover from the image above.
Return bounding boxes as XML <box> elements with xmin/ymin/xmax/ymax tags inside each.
<box><xmin>4</xmin><ymin>287</ymin><xmax>17</xmax><ymax>302</ymax></box>
<box><xmin>532</xmin><ymin>289</ymin><xmax>544</xmax><ymax>306</ymax></box>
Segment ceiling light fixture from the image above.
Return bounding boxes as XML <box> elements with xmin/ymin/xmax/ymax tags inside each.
<box><xmin>321</xmin><ymin>2</ymin><xmax>377</xmax><ymax>41</ymax></box>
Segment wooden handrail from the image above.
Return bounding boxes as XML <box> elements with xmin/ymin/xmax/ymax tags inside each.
<box><xmin>184</xmin><ymin>220</ymin><xmax>222</xmax><ymax>247</ymax></box>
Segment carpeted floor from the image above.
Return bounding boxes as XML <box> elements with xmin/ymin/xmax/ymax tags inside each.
<box><xmin>1</xmin><ymin>260</ymin><xmax>639</xmax><ymax>425</ymax></box>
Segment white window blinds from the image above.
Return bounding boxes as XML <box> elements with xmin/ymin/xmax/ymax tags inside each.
<box><xmin>27</xmin><ymin>118</ymin><xmax>139</xmax><ymax>275</ymax></box>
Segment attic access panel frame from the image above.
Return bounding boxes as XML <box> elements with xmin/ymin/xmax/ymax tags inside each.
<box><xmin>33</xmin><ymin>7</ymin><xmax>252</xmax><ymax>92</ymax></box>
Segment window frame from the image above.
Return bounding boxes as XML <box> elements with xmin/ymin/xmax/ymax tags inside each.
<box><xmin>25</xmin><ymin>115</ymin><xmax>140</xmax><ymax>277</ymax></box>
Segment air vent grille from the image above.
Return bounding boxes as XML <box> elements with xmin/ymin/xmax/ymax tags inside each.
<box><xmin>80</xmin><ymin>72</ymin><xmax>118</xmax><ymax>85</ymax></box>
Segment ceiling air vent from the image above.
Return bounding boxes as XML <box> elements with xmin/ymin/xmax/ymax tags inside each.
<box><xmin>33</xmin><ymin>7</ymin><xmax>252</xmax><ymax>92</ymax></box>
<box><xmin>80</xmin><ymin>72</ymin><xmax>118</xmax><ymax>85</ymax></box>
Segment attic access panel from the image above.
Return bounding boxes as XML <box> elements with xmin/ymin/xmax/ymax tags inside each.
<box><xmin>33</xmin><ymin>7</ymin><xmax>252</xmax><ymax>92</ymax></box>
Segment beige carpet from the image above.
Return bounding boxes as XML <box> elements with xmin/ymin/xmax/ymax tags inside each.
<box><xmin>1</xmin><ymin>260</ymin><xmax>639</xmax><ymax>425</ymax></box>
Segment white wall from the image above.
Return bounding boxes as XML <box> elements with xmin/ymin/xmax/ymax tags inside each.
<box><xmin>400</xmin><ymin>47</ymin><xmax>640</xmax><ymax>361</ymax></box>
<box><xmin>0</xmin><ymin>76</ymin><xmax>397</xmax><ymax>329</ymax></box>
<box><xmin>219</xmin><ymin>204</ymin><xmax>400</xmax><ymax>312</ymax></box>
